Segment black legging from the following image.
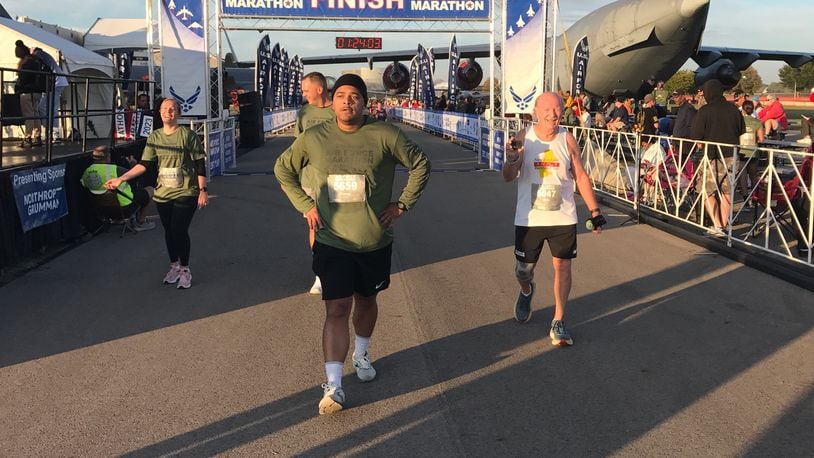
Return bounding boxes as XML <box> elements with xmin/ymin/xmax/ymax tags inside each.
<box><xmin>156</xmin><ymin>196</ymin><xmax>198</xmax><ymax>266</ymax></box>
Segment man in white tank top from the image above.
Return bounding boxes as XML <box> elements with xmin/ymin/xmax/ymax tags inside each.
<box><xmin>502</xmin><ymin>92</ymin><xmax>603</xmax><ymax>346</ymax></box>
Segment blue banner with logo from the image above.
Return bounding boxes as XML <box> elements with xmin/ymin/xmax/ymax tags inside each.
<box><xmin>280</xmin><ymin>48</ymin><xmax>289</xmax><ymax>108</ymax></box>
<box><xmin>571</xmin><ymin>36</ymin><xmax>589</xmax><ymax>96</ymax></box>
<box><xmin>479</xmin><ymin>126</ymin><xmax>489</xmax><ymax>164</ymax></box>
<box><xmin>221</xmin><ymin>0</ymin><xmax>489</xmax><ymax>20</ymax></box>
<box><xmin>208</xmin><ymin>131</ymin><xmax>222</xmax><ymax>176</ymax></box>
<box><xmin>223</xmin><ymin>126</ymin><xmax>236</xmax><ymax>169</ymax></box>
<box><xmin>491</xmin><ymin>130</ymin><xmax>505</xmax><ymax>171</ymax></box>
<box><xmin>502</xmin><ymin>0</ymin><xmax>545</xmax><ymax>115</ymax></box>
<box><xmin>447</xmin><ymin>35</ymin><xmax>459</xmax><ymax>107</ymax></box>
<box><xmin>256</xmin><ymin>35</ymin><xmax>271</xmax><ymax>105</ymax></box>
<box><xmin>269</xmin><ymin>43</ymin><xmax>281</xmax><ymax>109</ymax></box>
<box><xmin>10</xmin><ymin>164</ymin><xmax>69</xmax><ymax>232</ymax></box>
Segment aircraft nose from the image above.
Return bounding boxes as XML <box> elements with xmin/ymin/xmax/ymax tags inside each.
<box><xmin>680</xmin><ymin>0</ymin><xmax>709</xmax><ymax>17</ymax></box>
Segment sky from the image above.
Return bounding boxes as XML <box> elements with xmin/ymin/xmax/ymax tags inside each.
<box><xmin>4</xmin><ymin>0</ymin><xmax>812</xmax><ymax>84</ymax></box>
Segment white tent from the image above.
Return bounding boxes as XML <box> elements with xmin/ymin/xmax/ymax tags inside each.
<box><xmin>0</xmin><ymin>17</ymin><xmax>115</xmax><ymax>139</ymax></box>
<box><xmin>83</xmin><ymin>18</ymin><xmax>147</xmax><ymax>52</ymax></box>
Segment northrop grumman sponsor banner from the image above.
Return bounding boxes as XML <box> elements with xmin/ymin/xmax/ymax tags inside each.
<box><xmin>221</xmin><ymin>0</ymin><xmax>489</xmax><ymax>20</ymax></box>
<box><xmin>502</xmin><ymin>0</ymin><xmax>545</xmax><ymax>115</ymax></box>
<box><xmin>10</xmin><ymin>164</ymin><xmax>69</xmax><ymax>232</ymax></box>
<box><xmin>390</xmin><ymin>108</ymin><xmax>479</xmax><ymax>143</ymax></box>
<box><xmin>160</xmin><ymin>0</ymin><xmax>207</xmax><ymax>116</ymax></box>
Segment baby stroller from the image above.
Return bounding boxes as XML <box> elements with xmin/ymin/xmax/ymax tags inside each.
<box><xmin>640</xmin><ymin>141</ymin><xmax>696</xmax><ymax>213</ymax></box>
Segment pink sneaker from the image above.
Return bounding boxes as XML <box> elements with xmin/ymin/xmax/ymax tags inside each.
<box><xmin>163</xmin><ymin>264</ymin><xmax>181</xmax><ymax>284</ymax></box>
<box><xmin>177</xmin><ymin>268</ymin><xmax>192</xmax><ymax>289</ymax></box>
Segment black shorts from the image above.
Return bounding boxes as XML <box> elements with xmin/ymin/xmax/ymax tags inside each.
<box><xmin>312</xmin><ymin>241</ymin><xmax>392</xmax><ymax>300</ymax></box>
<box><xmin>514</xmin><ymin>225</ymin><xmax>577</xmax><ymax>263</ymax></box>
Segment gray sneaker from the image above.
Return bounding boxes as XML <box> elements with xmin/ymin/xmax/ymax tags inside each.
<box><xmin>352</xmin><ymin>352</ymin><xmax>377</xmax><ymax>382</ymax></box>
<box><xmin>163</xmin><ymin>264</ymin><xmax>181</xmax><ymax>284</ymax></box>
<box><xmin>134</xmin><ymin>220</ymin><xmax>156</xmax><ymax>232</ymax></box>
<box><xmin>514</xmin><ymin>282</ymin><xmax>534</xmax><ymax>323</ymax></box>
<box><xmin>176</xmin><ymin>268</ymin><xmax>192</xmax><ymax>289</ymax></box>
<box><xmin>549</xmin><ymin>320</ymin><xmax>574</xmax><ymax>346</ymax></box>
<box><xmin>319</xmin><ymin>383</ymin><xmax>345</xmax><ymax>415</ymax></box>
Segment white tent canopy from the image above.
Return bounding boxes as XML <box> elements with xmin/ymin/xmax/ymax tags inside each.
<box><xmin>84</xmin><ymin>18</ymin><xmax>147</xmax><ymax>52</ymax></box>
<box><xmin>0</xmin><ymin>17</ymin><xmax>116</xmax><ymax>139</ymax></box>
<box><xmin>0</xmin><ymin>17</ymin><xmax>114</xmax><ymax>76</ymax></box>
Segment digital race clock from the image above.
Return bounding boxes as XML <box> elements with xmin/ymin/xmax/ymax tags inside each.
<box><xmin>335</xmin><ymin>37</ymin><xmax>383</xmax><ymax>50</ymax></box>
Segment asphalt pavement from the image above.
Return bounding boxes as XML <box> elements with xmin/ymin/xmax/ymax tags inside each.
<box><xmin>1</xmin><ymin>124</ymin><xmax>812</xmax><ymax>456</ymax></box>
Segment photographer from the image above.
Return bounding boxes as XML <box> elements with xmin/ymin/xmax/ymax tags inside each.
<box><xmin>502</xmin><ymin>92</ymin><xmax>603</xmax><ymax>346</ymax></box>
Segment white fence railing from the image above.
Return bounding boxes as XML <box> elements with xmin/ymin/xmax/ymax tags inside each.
<box><xmin>480</xmin><ymin>118</ymin><xmax>814</xmax><ymax>268</ymax></box>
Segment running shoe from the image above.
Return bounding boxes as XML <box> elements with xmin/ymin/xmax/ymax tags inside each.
<box><xmin>705</xmin><ymin>226</ymin><xmax>726</xmax><ymax>237</ymax></box>
<box><xmin>163</xmin><ymin>264</ymin><xmax>181</xmax><ymax>284</ymax></box>
<box><xmin>550</xmin><ymin>320</ymin><xmax>574</xmax><ymax>346</ymax></box>
<box><xmin>352</xmin><ymin>351</ymin><xmax>377</xmax><ymax>382</ymax></box>
<box><xmin>134</xmin><ymin>221</ymin><xmax>156</xmax><ymax>232</ymax></box>
<box><xmin>514</xmin><ymin>282</ymin><xmax>534</xmax><ymax>323</ymax></box>
<box><xmin>309</xmin><ymin>276</ymin><xmax>322</xmax><ymax>295</ymax></box>
<box><xmin>796</xmin><ymin>136</ymin><xmax>812</xmax><ymax>145</ymax></box>
<box><xmin>177</xmin><ymin>268</ymin><xmax>192</xmax><ymax>289</ymax></box>
<box><xmin>318</xmin><ymin>383</ymin><xmax>345</xmax><ymax>415</ymax></box>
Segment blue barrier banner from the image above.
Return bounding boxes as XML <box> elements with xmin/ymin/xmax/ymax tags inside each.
<box><xmin>221</xmin><ymin>0</ymin><xmax>489</xmax><ymax>20</ymax></box>
<box><xmin>208</xmin><ymin>131</ymin><xmax>222</xmax><ymax>176</ymax></box>
<box><xmin>263</xmin><ymin>109</ymin><xmax>298</xmax><ymax>132</ymax></box>
<box><xmin>223</xmin><ymin>127</ymin><xmax>236</xmax><ymax>169</ymax></box>
<box><xmin>492</xmin><ymin>130</ymin><xmax>504</xmax><ymax>171</ymax></box>
<box><xmin>10</xmin><ymin>164</ymin><xmax>69</xmax><ymax>232</ymax></box>
<box><xmin>479</xmin><ymin>126</ymin><xmax>489</xmax><ymax>164</ymax></box>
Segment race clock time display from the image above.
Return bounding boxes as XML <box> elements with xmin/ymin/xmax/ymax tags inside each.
<box><xmin>335</xmin><ymin>37</ymin><xmax>382</xmax><ymax>50</ymax></box>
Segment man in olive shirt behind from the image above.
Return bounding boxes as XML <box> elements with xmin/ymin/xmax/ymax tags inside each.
<box><xmin>296</xmin><ymin>72</ymin><xmax>336</xmax><ymax>295</ymax></box>
<box><xmin>275</xmin><ymin>74</ymin><xmax>431</xmax><ymax>415</ymax></box>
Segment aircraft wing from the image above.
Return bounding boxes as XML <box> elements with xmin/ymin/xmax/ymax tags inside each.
<box><xmin>694</xmin><ymin>46</ymin><xmax>813</xmax><ymax>70</ymax></box>
<box><xmin>299</xmin><ymin>44</ymin><xmax>497</xmax><ymax>66</ymax></box>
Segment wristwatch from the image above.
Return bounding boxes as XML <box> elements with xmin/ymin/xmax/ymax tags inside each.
<box><xmin>397</xmin><ymin>201</ymin><xmax>409</xmax><ymax>212</ymax></box>
<box><xmin>201</xmin><ymin>187</ymin><xmax>208</xmax><ymax>192</ymax></box>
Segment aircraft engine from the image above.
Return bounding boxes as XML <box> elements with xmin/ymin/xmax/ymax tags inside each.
<box><xmin>694</xmin><ymin>59</ymin><xmax>741</xmax><ymax>90</ymax></box>
<box><xmin>382</xmin><ymin>62</ymin><xmax>410</xmax><ymax>94</ymax></box>
<box><xmin>456</xmin><ymin>58</ymin><xmax>483</xmax><ymax>91</ymax></box>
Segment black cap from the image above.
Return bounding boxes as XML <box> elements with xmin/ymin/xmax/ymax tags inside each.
<box><xmin>332</xmin><ymin>74</ymin><xmax>368</xmax><ymax>104</ymax></box>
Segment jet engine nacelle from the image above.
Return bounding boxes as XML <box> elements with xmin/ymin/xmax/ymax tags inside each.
<box><xmin>456</xmin><ymin>58</ymin><xmax>483</xmax><ymax>91</ymax></box>
<box><xmin>382</xmin><ymin>62</ymin><xmax>410</xmax><ymax>94</ymax></box>
<box><xmin>694</xmin><ymin>59</ymin><xmax>741</xmax><ymax>90</ymax></box>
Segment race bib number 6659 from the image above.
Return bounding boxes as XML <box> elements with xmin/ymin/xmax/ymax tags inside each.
<box><xmin>327</xmin><ymin>174</ymin><xmax>366</xmax><ymax>203</ymax></box>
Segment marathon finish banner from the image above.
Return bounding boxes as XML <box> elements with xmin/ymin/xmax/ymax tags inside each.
<box><xmin>10</xmin><ymin>164</ymin><xmax>69</xmax><ymax>232</ymax></box>
<box><xmin>220</xmin><ymin>0</ymin><xmax>489</xmax><ymax>20</ymax></box>
<box><xmin>502</xmin><ymin>0</ymin><xmax>545</xmax><ymax>115</ymax></box>
<box><xmin>159</xmin><ymin>0</ymin><xmax>207</xmax><ymax>116</ymax></box>
<box><xmin>256</xmin><ymin>35</ymin><xmax>272</xmax><ymax>105</ymax></box>
<box><xmin>447</xmin><ymin>35</ymin><xmax>459</xmax><ymax>107</ymax></box>
<box><xmin>571</xmin><ymin>36</ymin><xmax>589</xmax><ymax>97</ymax></box>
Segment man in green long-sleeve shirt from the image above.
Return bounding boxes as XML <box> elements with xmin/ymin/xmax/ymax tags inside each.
<box><xmin>275</xmin><ymin>74</ymin><xmax>431</xmax><ymax>415</ymax></box>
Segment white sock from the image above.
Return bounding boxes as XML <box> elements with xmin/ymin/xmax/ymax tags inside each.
<box><xmin>325</xmin><ymin>361</ymin><xmax>343</xmax><ymax>387</ymax></box>
<box><xmin>354</xmin><ymin>335</ymin><xmax>370</xmax><ymax>357</ymax></box>
<box><xmin>314</xmin><ymin>276</ymin><xmax>321</xmax><ymax>286</ymax></box>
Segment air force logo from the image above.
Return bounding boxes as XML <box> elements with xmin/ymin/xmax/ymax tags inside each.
<box><xmin>510</xmin><ymin>86</ymin><xmax>536</xmax><ymax>111</ymax></box>
<box><xmin>169</xmin><ymin>86</ymin><xmax>202</xmax><ymax>113</ymax></box>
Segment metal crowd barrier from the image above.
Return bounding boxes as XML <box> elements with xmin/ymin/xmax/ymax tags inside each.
<box><xmin>481</xmin><ymin>119</ymin><xmax>813</xmax><ymax>268</ymax></box>
<box><xmin>0</xmin><ymin>66</ymin><xmax>155</xmax><ymax>171</ymax></box>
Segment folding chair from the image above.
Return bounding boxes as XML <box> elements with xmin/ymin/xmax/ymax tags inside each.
<box><xmin>747</xmin><ymin>167</ymin><xmax>802</xmax><ymax>239</ymax></box>
<box><xmin>87</xmin><ymin>189</ymin><xmax>138</xmax><ymax>237</ymax></box>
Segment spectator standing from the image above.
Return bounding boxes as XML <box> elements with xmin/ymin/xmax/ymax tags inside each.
<box><xmin>14</xmin><ymin>40</ymin><xmax>43</xmax><ymax>147</ymax></box>
<box><xmin>32</xmin><ymin>47</ymin><xmax>67</xmax><ymax>143</ymax></box>
<box><xmin>637</xmin><ymin>94</ymin><xmax>660</xmax><ymax>145</ymax></box>
<box><xmin>691</xmin><ymin>79</ymin><xmax>746</xmax><ymax>237</ymax></box>
<box><xmin>738</xmin><ymin>100</ymin><xmax>764</xmax><ymax>200</ymax></box>
<box><xmin>671</xmin><ymin>90</ymin><xmax>697</xmax><ymax>140</ymax></box>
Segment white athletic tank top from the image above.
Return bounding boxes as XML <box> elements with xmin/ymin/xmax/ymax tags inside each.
<box><xmin>514</xmin><ymin>126</ymin><xmax>578</xmax><ymax>227</ymax></box>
